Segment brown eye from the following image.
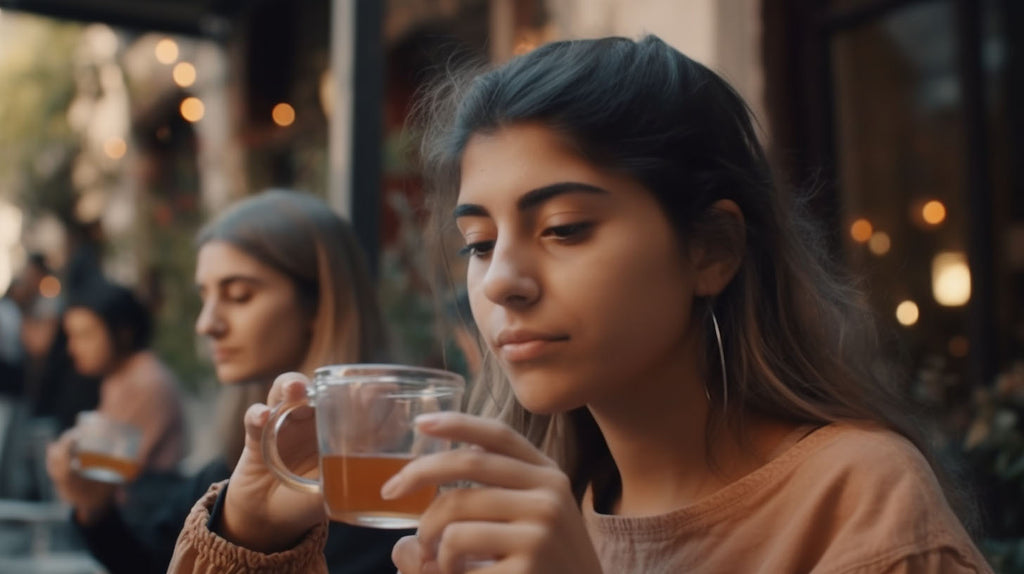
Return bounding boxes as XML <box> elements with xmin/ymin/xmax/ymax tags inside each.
<box><xmin>543</xmin><ymin>222</ymin><xmax>594</xmax><ymax>242</ymax></box>
<box><xmin>459</xmin><ymin>240</ymin><xmax>496</xmax><ymax>258</ymax></box>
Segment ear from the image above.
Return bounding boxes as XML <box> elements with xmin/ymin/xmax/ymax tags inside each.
<box><xmin>690</xmin><ymin>199</ymin><xmax>746</xmax><ymax>297</ymax></box>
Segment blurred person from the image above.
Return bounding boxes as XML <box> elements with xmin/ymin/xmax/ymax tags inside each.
<box><xmin>173</xmin><ymin>37</ymin><xmax>990</xmax><ymax>573</ymax></box>
<box><xmin>0</xmin><ymin>254</ymin><xmax>101</xmax><ymax>500</ymax></box>
<box><xmin>49</xmin><ymin>279</ymin><xmax>185</xmax><ymax>472</ymax></box>
<box><xmin>49</xmin><ymin>190</ymin><xmax>404</xmax><ymax>574</ymax></box>
<box><xmin>46</xmin><ymin>279</ymin><xmax>185</xmax><ymax>522</ymax></box>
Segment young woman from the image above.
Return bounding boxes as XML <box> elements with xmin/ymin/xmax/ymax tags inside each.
<box><xmin>48</xmin><ymin>190</ymin><xmax>405</xmax><ymax>573</ymax></box>
<box><xmin>170</xmin><ymin>37</ymin><xmax>990</xmax><ymax>573</ymax></box>
<box><xmin>47</xmin><ymin>279</ymin><xmax>185</xmax><ymax>488</ymax></box>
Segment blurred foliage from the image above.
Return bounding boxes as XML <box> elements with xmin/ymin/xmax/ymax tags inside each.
<box><xmin>0</xmin><ymin>13</ymin><xmax>81</xmax><ymax>216</ymax></box>
<box><xmin>960</xmin><ymin>363</ymin><xmax>1024</xmax><ymax>571</ymax></box>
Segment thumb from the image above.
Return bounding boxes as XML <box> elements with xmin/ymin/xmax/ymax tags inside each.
<box><xmin>243</xmin><ymin>402</ymin><xmax>272</xmax><ymax>455</ymax></box>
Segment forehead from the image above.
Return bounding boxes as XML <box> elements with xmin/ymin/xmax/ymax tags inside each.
<box><xmin>458</xmin><ymin>124</ymin><xmax>600</xmax><ymax>202</ymax></box>
<box><xmin>195</xmin><ymin>240</ymin><xmax>282</xmax><ymax>283</ymax></box>
<box><xmin>64</xmin><ymin>307</ymin><xmax>103</xmax><ymax>329</ymax></box>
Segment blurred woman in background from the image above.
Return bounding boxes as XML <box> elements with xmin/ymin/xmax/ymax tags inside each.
<box><xmin>48</xmin><ymin>190</ymin><xmax>403</xmax><ymax>574</ymax></box>
<box><xmin>50</xmin><ymin>278</ymin><xmax>185</xmax><ymax>478</ymax></box>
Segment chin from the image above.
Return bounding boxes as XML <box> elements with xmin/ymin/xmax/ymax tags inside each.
<box><xmin>508</xmin><ymin>371</ymin><xmax>585</xmax><ymax>415</ymax></box>
<box><xmin>214</xmin><ymin>365</ymin><xmax>248</xmax><ymax>385</ymax></box>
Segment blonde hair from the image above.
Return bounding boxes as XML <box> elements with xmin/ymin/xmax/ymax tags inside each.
<box><xmin>197</xmin><ymin>189</ymin><xmax>388</xmax><ymax>466</ymax></box>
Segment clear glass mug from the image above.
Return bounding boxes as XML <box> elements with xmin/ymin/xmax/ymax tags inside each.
<box><xmin>70</xmin><ymin>411</ymin><xmax>143</xmax><ymax>484</ymax></box>
<box><xmin>262</xmin><ymin>364</ymin><xmax>465</xmax><ymax>529</ymax></box>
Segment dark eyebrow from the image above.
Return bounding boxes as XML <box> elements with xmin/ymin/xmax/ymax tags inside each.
<box><xmin>195</xmin><ymin>275</ymin><xmax>264</xmax><ymax>292</ymax></box>
<box><xmin>452</xmin><ymin>181</ymin><xmax>609</xmax><ymax>220</ymax></box>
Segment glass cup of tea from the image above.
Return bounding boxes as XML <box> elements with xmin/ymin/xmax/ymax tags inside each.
<box><xmin>70</xmin><ymin>411</ymin><xmax>143</xmax><ymax>484</ymax></box>
<box><xmin>262</xmin><ymin>364</ymin><xmax>465</xmax><ymax>529</ymax></box>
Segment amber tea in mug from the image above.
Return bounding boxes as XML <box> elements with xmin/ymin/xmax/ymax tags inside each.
<box><xmin>71</xmin><ymin>411</ymin><xmax>143</xmax><ymax>484</ymax></box>
<box><xmin>263</xmin><ymin>364</ymin><xmax>465</xmax><ymax>529</ymax></box>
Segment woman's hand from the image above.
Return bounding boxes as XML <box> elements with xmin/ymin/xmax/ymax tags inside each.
<box><xmin>218</xmin><ymin>372</ymin><xmax>326</xmax><ymax>553</ymax></box>
<box><xmin>386</xmin><ymin>413</ymin><xmax>603</xmax><ymax>574</ymax></box>
<box><xmin>45</xmin><ymin>430</ymin><xmax>117</xmax><ymax>525</ymax></box>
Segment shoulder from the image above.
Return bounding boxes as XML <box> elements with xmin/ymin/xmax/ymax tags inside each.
<box><xmin>795</xmin><ymin>422</ymin><xmax>934</xmax><ymax>486</ymax></box>
<box><xmin>781</xmin><ymin>422</ymin><xmax>987</xmax><ymax>572</ymax></box>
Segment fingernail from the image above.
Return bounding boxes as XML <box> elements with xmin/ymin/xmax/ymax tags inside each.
<box><xmin>380</xmin><ymin>474</ymin><xmax>401</xmax><ymax>499</ymax></box>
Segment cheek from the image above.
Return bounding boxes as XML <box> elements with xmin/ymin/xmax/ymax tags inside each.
<box><xmin>561</xmin><ymin>234</ymin><xmax>694</xmax><ymax>372</ymax></box>
<box><xmin>237</xmin><ymin>302</ymin><xmax>311</xmax><ymax>373</ymax></box>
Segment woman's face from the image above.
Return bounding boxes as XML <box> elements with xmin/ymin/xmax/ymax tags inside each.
<box><xmin>456</xmin><ymin>123</ymin><xmax>700</xmax><ymax>414</ymax></box>
<box><xmin>194</xmin><ymin>241</ymin><xmax>314</xmax><ymax>384</ymax></box>
<box><xmin>64</xmin><ymin>308</ymin><xmax>116</xmax><ymax>377</ymax></box>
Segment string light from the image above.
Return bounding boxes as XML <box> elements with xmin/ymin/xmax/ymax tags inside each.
<box><xmin>103</xmin><ymin>137</ymin><xmax>127</xmax><ymax>159</ymax></box>
<box><xmin>180</xmin><ymin>97</ymin><xmax>205</xmax><ymax>123</ymax></box>
<box><xmin>155</xmin><ymin>38</ymin><xmax>179</xmax><ymax>64</ymax></box>
<box><xmin>850</xmin><ymin>219</ymin><xmax>873</xmax><ymax>243</ymax></box>
<box><xmin>895</xmin><ymin>300</ymin><xmax>919</xmax><ymax>327</ymax></box>
<box><xmin>868</xmin><ymin>231</ymin><xmax>891</xmax><ymax>256</ymax></box>
<box><xmin>948</xmin><ymin>336</ymin><xmax>969</xmax><ymax>358</ymax></box>
<box><xmin>173</xmin><ymin>62</ymin><xmax>196</xmax><ymax>87</ymax></box>
<box><xmin>271</xmin><ymin>103</ymin><xmax>295</xmax><ymax>127</ymax></box>
<box><xmin>932</xmin><ymin>251</ymin><xmax>971</xmax><ymax>306</ymax></box>
<box><xmin>922</xmin><ymin>200</ymin><xmax>947</xmax><ymax>226</ymax></box>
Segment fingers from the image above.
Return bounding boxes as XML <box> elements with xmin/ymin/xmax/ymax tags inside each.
<box><xmin>382</xmin><ymin>447</ymin><xmax>568</xmax><ymax>500</ymax></box>
<box><xmin>434</xmin><ymin>522</ymin><xmax>536</xmax><ymax>573</ymax></box>
<box><xmin>415</xmin><ymin>487</ymin><xmax>564</xmax><ymax>561</ymax></box>
<box><xmin>268</xmin><ymin>372</ymin><xmax>311</xmax><ymax>407</ymax></box>
<box><xmin>414</xmin><ymin>413</ymin><xmax>552</xmax><ymax>467</ymax></box>
<box><xmin>242</xmin><ymin>406</ymin><xmax>275</xmax><ymax>450</ymax></box>
<box><xmin>392</xmin><ymin>536</ymin><xmax>425</xmax><ymax>574</ymax></box>
<box><xmin>45</xmin><ymin>431</ymin><xmax>74</xmax><ymax>480</ymax></box>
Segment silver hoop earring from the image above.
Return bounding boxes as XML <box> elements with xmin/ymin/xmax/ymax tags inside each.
<box><xmin>709</xmin><ymin>307</ymin><xmax>728</xmax><ymax>413</ymax></box>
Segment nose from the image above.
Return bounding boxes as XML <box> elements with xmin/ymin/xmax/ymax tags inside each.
<box><xmin>195</xmin><ymin>299</ymin><xmax>226</xmax><ymax>337</ymax></box>
<box><xmin>480</xmin><ymin>240</ymin><xmax>540</xmax><ymax>309</ymax></box>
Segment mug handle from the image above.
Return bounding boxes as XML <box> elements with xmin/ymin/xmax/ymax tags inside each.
<box><xmin>261</xmin><ymin>398</ymin><xmax>321</xmax><ymax>494</ymax></box>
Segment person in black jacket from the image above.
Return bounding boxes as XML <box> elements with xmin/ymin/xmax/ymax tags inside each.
<box><xmin>45</xmin><ymin>190</ymin><xmax>407</xmax><ymax>573</ymax></box>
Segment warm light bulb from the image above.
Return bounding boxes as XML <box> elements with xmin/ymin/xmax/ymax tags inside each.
<box><xmin>103</xmin><ymin>137</ymin><xmax>127</xmax><ymax>159</ymax></box>
<box><xmin>922</xmin><ymin>200</ymin><xmax>947</xmax><ymax>226</ymax></box>
<box><xmin>850</xmin><ymin>219</ymin><xmax>873</xmax><ymax>243</ymax></box>
<box><xmin>932</xmin><ymin>251</ymin><xmax>971</xmax><ymax>306</ymax></box>
<box><xmin>272</xmin><ymin>103</ymin><xmax>295</xmax><ymax>127</ymax></box>
<box><xmin>948</xmin><ymin>336</ymin><xmax>969</xmax><ymax>358</ymax></box>
<box><xmin>180</xmin><ymin>97</ymin><xmax>205</xmax><ymax>123</ymax></box>
<box><xmin>173</xmin><ymin>62</ymin><xmax>196</xmax><ymax>87</ymax></box>
<box><xmin>895</xmin><ymin>300</ymin><xmax>919</xmax><ymax>327</ymax></box>
<box><xmin>155</xmin><ymin>38</ymin><xmax>179</xmax><ymax>64</ymax></box>
<box><xmin>868</xmin><ymin>231</ymin><xmax>891</xmax><ymax>256</ymax></box>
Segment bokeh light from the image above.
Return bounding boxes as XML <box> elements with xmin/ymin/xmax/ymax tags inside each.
<box><xmin>922</xmin><ymin>200</ymin><xmax>947</xmax><ymax>226</ymax></box>
<box><xmin>932</xmin><ymin>251</ymin><xmax>971</xmax><ymax>306</ymax></box>
<box><xmin>868</xmin><ymin>231</ymin><xmax>891</xmax><ymax>256</ymax></box>
<box><xmin>850</xmin><ymin>219</ymin><xmax>873</xmax><ymax>243</ymax></box>
<box><xmin>180</xmin><ymin>97</ymin><xmax>205</xmax><ymax>122</ymax></box>
<box><xmin>103</xmin><ymin>137</ymin><xmax>127</xmax><ymax>159</ymax></box>
<box><xmin>155</xmin><ymin>38</ymin><xmax>179</xmax><ymax>64</ymax></box>
<box><xmin>272</xmin><ymin>102</ymin><xmax>295</xmax><ymax>127</ymax></box>
<box><xmin>896</xmin><ymin>300</ymin><xmax>919</xmax><ymax>327</ymax></box>
<box><xmin>172</xmin><ymin>62</ymin><xmax>196</xmax><ymax>87</ymax></box>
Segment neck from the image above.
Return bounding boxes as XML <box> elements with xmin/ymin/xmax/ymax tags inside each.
<box><xmin>586</xmin><ymin>342</ymin><xmax>794</xmax><ymax>517</ymax></box>
<box><xmin>104</xmin><ymin>350</ymin><xmax>148</xmax><ymax>382</ymax></box>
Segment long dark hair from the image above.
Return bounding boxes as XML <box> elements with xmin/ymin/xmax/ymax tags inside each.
<box><xmin>416</xmin><ymin>35</ymin><xmax>976</xmax><ymax>530</ymax></box>
<box><xmin>66</xmin><ymin>278</ymin><xmax>152</xmax><ymax>361</ymax></box>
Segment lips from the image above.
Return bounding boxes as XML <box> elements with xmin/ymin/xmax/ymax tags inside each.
<box><xmin>211</xmin><ymin>347</ymin><xmax>237</xmax><ymax>363</ymax></box>
<box><xmin>495</xmin><ymin>330</ymin><xmax>569</xmax><ymax>362</ymax></box>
